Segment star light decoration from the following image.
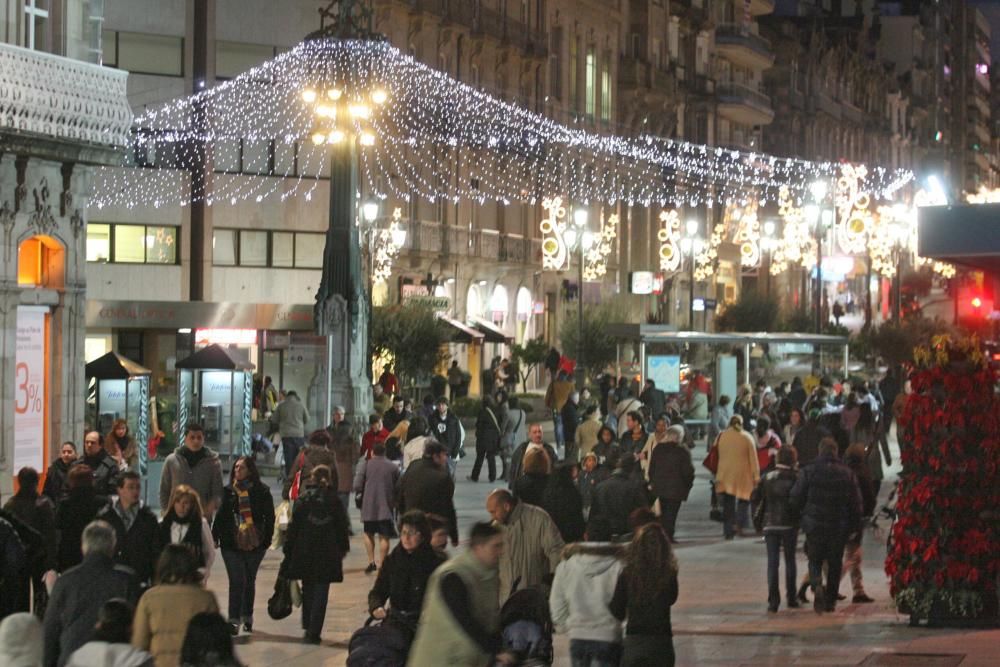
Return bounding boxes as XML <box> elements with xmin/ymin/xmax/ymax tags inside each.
<box><xmin>769</xmin><ymin>185</ymin><xmax>816</xmax><ymax>275</ymax></box>
<box><xmin>657</xmin><ymin>209</ymin><xmax>682</xmax><ymax>273</ymax></box>
<box><xmin>583</xmin><ymin>210</ymin><xmax>618</xmax><ymax>281</ymax></box>
<box><xmin>370</xmin><ymin>207</ymin><xmax>405</xmax><ymax>284</ymax></box>
<box><xmin>91</xmin><ymin>39</ymin><xmax>914</xmax><ymax>211</ymax></box>
<box><xmin>540</xmin><ymin>197</ymin><xmax>570</xmax><ymax>271</ymax></box>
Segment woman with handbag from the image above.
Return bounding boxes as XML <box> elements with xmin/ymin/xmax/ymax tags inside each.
<box><xmin>469</xmin><ymin>395</ymin><xmax>502</xmax><ymax>482</ymax></box>
<box><xmin>212</xmin><ymin>456</ymin><xmax>275</xmax><ymax>635</ymax></box>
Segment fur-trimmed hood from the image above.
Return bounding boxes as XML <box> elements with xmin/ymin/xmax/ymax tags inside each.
<box><xmin>561</xmin><ymin>542</ymin><xmax>626</xmax><ymax>569</ymax></box>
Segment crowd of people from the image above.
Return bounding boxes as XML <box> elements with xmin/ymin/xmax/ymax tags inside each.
<box><xmin>0</xmin><ymin>357</ymin><xmax>904</xmax><ymax>666</ymax></box>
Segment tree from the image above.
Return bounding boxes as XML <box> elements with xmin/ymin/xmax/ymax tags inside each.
<box><xmin>510</xmin><ymin>337</ymin><xmax>548</xmax><ymax>392</ymax></box>
<box><xmin>864</xmin><ymin>317</ymin><xmax>955</xmax><ymax>368</ymax></box>
<box><xmin>370</xmin><ymin>303</ymin><xmax>451</xmax><ymax>391</ymax></box>
<box><xmin>715</xmin><ymin>290</ymin><xmax>780</xmax><ymax>332</ymax></box>
<box><xmin>559</xmin><ymin>299</ymin><xmax>627</xmax><ymax>382</ymax></box>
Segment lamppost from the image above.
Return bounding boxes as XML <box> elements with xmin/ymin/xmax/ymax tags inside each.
<box><xmin>564</xmin><ymin>208</ymin><xmax>594</xmax><ymax>386</ymax></box>
<box><xmin>679</xmin><ymin>219</ymin><xmax>703</xmax><ymax>330</ymax></box>
<box><xmin>761</xmin><ymin>219</ymin><xmax>777</xmax><ymax>297</ymax></box>
<box><xmin>804</xmin><ymin>181</ymin><xmax>835</xmax><ymax>334</ymax></box>
<box><xmin>887</xmin><ymin>215</ymin><xmax>907</xmax><ymax>322</ymax></box>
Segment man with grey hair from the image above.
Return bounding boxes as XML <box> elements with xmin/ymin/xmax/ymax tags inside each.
<box><xmin>327</xmin><ymin>404</ymin><xmax>358</xmax><ymax>515</ymax></box>
<box><xmin>43</xmin><ymin>521</ymin><xmax>138</xmax><ymax>667</ymax></box>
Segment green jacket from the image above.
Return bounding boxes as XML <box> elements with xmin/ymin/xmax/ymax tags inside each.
<box><xmin>407</xmin><ymin>551</ymin><xmax>500</xmax><ymax>667</ymax></box>
<box><xmin>498</xmin><ymin>501</ymin><xmax>565</xmax><ymax>605</ymax></box>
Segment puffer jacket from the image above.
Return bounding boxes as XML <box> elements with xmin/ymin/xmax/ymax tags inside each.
<box><xmin>760</xmin><ymin>465</ymin><xmax>799</xmax><ymax>531</ymax></box>
<box><xmin>549</xmin><ymin>543</ymin><xmax>626</xmax><ymax>643</ymax></box>
<box><xmin>789</xmin><ymin>453</ymin><xmax>863</xmax><ymax>537</ymax></box>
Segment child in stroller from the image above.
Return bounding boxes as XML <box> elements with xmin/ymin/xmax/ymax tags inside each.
<box><xmin>500</xmin><ymin>587</ymin><xmax>554</xmax><ymax>666</ymax></box>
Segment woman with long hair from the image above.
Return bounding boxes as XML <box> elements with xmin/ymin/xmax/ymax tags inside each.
<box><xmin>179</xmin><ymin>612</ymin><xmax>243</xmax><ymax>667</ymax></box>
<box><xmin>3</xmin><ymin>467</ymin><xmax>57</xmax><ymax>611</ymax></box>
<box><xmin>104</xmin><ymin>419</ymin><xmax>138</xmax><ymax>472</ymax></box>
<box><xmin>159</xmin><ymin>485</ymin><xmax>215</xmax><ymax>576</ymax></box>
<box><xmin>609</xmin><ymin>523</ymin><xmax>680</xmax><ymax>666</ymax></box>
<box><xmin>383</xmin><ymin>419</ymin><xmax>410</xmax><ymax>463</ymax></box>
<box><xmin>212</xmin><ymin>456</ymin><xmax>274</xmax><ymax>635</ymax></box>
<box><xmin>133</xmin><ymin>545</ymin><xmax>219</xmax><ymax>667</ymax></box>
<box><xmin>282</xmin><ymin>465</ymin><xmax>350</xmax><ymax>644</ymax></box>
<box><xmin>56</xmin><ymin>465</ymin><xmax>105</xmax><ymax>572</ymax></box>
<box><xmin>783</xmin><ymin>408</ymin><xmax>805</xmax><ymax>446</ymax></box>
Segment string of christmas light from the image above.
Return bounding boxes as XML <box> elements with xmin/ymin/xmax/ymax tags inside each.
<box><xmin>657</xmin><ymin>210</ymin><xmax>682</xmax><ymax>273</ymax></box>
<box><xmin>371</xmin><ymin>207</ymin><xmax>406</xmax><ymax>284</ymax></box>
<box><xmin>583</xmin><ymin>210</ymin><xmax>618</xmax><ymax>281</ymax></box>
<box><xmin>92</xmin><ymin>38</ymin><xmax>914</xmax><ymax>211</ymax></box>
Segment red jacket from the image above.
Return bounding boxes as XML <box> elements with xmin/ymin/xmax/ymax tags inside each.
<box><xmin>360</xmin><ymin>428</ymin><xmax>390</xmax><ymax>460</ymax></box>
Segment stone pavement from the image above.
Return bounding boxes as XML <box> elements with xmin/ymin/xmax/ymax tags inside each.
<box><xmin>209</xmin><ymin>430</ymin><xmax>998</xmax><ymax>666</ymax></box>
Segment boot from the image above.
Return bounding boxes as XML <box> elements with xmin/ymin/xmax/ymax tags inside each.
<box><xmin>796</xmin><ymin>583</ymin><xmax>810</xmax><ymax>604</ymax></box>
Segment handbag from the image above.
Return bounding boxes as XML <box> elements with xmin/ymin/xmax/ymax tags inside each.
<box><xmin>702</xmin><ymin>441</ymin><xmax>719</xmax><ymax>475</ymax></box>
<box><xmin>235</xmin><ymin>522</ymin><xmax>261</xmax><ymax>551</ymax></box>
<box><xmin>267</xmin><ymin>575</ymin><xmax>294</xmax><ymax>620</ymax></box>
<box><xmin>289</xmin><ymin>451</ymin><xmax>306</xmax><ymax>500</ymax></box>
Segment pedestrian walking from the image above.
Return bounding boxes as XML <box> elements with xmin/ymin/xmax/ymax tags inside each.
<box><xmin>486</xmin><ymin>490</ymin><xmax>564</xmax><ymax>605</ymax></box>
<box><xmin>398</xmin><ymin>442</ymin><xmax>459</xmax><ymax>548</ymax></box>
<box><xmin>360</xmin><ymin>414</ymin><xmax>390</xmax><ymax>461</ymax></box>
<box><xmin>790</xmin><ymin>438</ymin><xmax>863</xmax><ymax>613</ymax></box>
<box><xmin>73</xmin><ymin>431</ymin><xmax>120</xmax><ymax>501</ymax></box>
<box><xmin>755</xmin><ymin>445</ymin><xmax>800</xmax><ymax>612</ymax></box>
<box><xmin>715</xmin><ymin>415</ymin><xmax>760</xmax><ymax>540</ymax></box>
<box><xmin>512</xmin><ymin>447</ymin><xmax>551</xmax><ymax>507</ymax></box>
<box><xmin>840</xmin><ymin>443</ymin><xmax>877</xmax><ymax>604</ymax></box>
<box><xmin>544</xmin><ymin>372</ymin><xmax>576</xmax><ymax>449</ymax></box>
<box><xmin>1</xmin><ymin>612</ymin><xmax>43</xmax><ymax>666</ymax></box>
<box><xmin>619</xmin><ymin>411</ymin><xmax>647</xmax><ymax>458</ymax></box>
<box><xmin>283</xmin><ymin>429</ymin><xmax>338</xmax><ymax>500</ymax></box>
<box><xmin>282</xmin><ymin>465</ymin><xmax>351</xmax><ymax>644</ymax></box>
<box><xmin>541</xmin><ymin>463</ymin><xmax>586</xmax><ymax>543</ymax></box>
<box><xmin>587</xmin><ymin>456</ymin><xmax>649</xmax><ymax>542</ymax></box>
<box><xmin>428</xmin><ymin>397</ymin><xmax>462</xmax><ymax>476</ymax></box>
<box><xmin>96</xmin><ymin>471</ymin><xmax>161</xmax><ymax>589</ymax></box>
<box><xmin>3</xmin><ymin>467</ymin><xmax>57</xmax><ymax>612</ymax></box>
<box><xmin>470</xmin><ymin>395</ymin><xmax>503</xmax><ymax>483</ymax></box>
<box><xmin>178</xmin><ymin>612</ymin><xmax>243</xmax><ymax>667</ymax></box>
<box><xmin>561</xmin><ymin>392</ymin><xmax>581</xmax><ymax>463</ymax></box>
<box><xmin>707</xmin><ymin>395</ymin><xmax>732</xmax><ymax>451</ymax></box>
<box><xmin>508</xmin><ymin>424</ymin><xmax>558</xmax><ymax>488</ymax></box>
<box><xmin>447</xmin><ymin>361</ymin><xmax>464</xmax><ymax>401</ymax></box>
<box><xmin>158</xmin><ymin>423</ymin><xmax>224</xmax><ymax>520</ymax></box>
<box><xmin>575</xmin><ymin>404</ymin><xmax>602</xmax><ymax>462</ymax></box>
<box><xmin>104</xmin><ymin>419</ymin><xmax>139</xmax><ymax>473</ymax></box>
<box><xmin>383</xmin><ymin>395</ymin><xmax>409</xmax><ymax>434</ymax></box>
<box><xmin>158</xmin><ymin>485</ymin><xmax>216</xmax><ymax>575</ymax></box>
<box><xmin>212</xmin><ymin>456</ymin><xmax>275</xmax><ymax>634</ymax></box>
<box><xmin>500</xmin><ymin>397</ymin><xmax>527</xmax><ymax>481</ymax></box>
<box><xmin>132</xmin><ymin>544</ymin><xmax>219</xmax><ymax>667</ymax></box>
<box><xmin>354</xmin><ymin>442</ymin><xmax>401</xmax><ymax>573</ymax></box>
<box><xmin>384</xmin><ymin>419</ymin><xmax>410</xmax><ymax>463</ymax></box>
<box><xmin>378</xmin><ymin>364</ymin><xmax>400</xmax><ymax>398</ymax></box>
<box><xmin>64</xmin><ymin>598</ymin><xmax>154</xmax><ymax>667</ymax></box>
<box><xmin>647</xmin><ymin>425</ymin><xmax>694</xmax><ymax>542</ymax></box>
<box><xmin>549</xmin><ymin>541</ymin><xmax>626</xmax><ymax>666</ymax></box>
<box><xmin>270</xmin><ymin>390</ymin><xmax>310</xmax><ymax>477</ymax></box>
<box><xmin>55</xmin><ymin>465</ymin><xmax>106</xmax><ymax>573</ymax></box>
<box><xmin>401</xmin><ymin>416</ymin><xmax>434</xmax><ymax>471</ymax></box>
<box><xmin>609</xmin><ymin>523</ymin><xmax>679</xmax><ymax>667</ymax></box>
<box><xmin>43</xmin><ymin>442</ymin><xmax>78</xmax><ymax>503</ymax></box>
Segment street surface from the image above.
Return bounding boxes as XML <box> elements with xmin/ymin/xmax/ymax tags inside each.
<box><xmin>214</xmin><ymin>427</ymin><xmax>998</xmax><ymax>666</ymax></box>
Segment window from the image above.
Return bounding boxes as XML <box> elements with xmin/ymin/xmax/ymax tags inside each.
<box><xmin>107</xmin><ymin>31</ymin><xmax>183</xmax><ymax>76</ymax></box>
<box><xmin>272</xmin><ymin>232</ymin><xmax>294</xmax><ymax>267</ymax></box>
<box><xmin>569</xmin><ymin>35</ymin><xmax>578</xmax><ymax>111</ymax></box>
<box><xmin>212</xmin><ymin>229</ymin><xmax>326</xmax><ymax>268</ymax></box>
<box><xmin>102</xmin><ymin>28</ymin><xmax>117</xmax><ymax>66</ymax></box>
<box><xmin>239</xmin><ymin>231</ymin><xmax>268</xmax><ymax>267</ymax></box>
<box><xmin>87</xmin><ymin>223</ymin><xmax>178</xmax><ymax>264</ymax></box>
<box><xmin>213</xmin><ymin>229</ymin><xmax>237</xmax><ymax>266</ymax></box>
<box><xmin>216</xmin><ymin>41</ymin><xmax>275</xmax><ymax>79</ymax></box>
<box><xmin>23</xmin><ymin>0</ymin><xmax>49</xmax><ymax>51</ymax></box>
<box><xmin>600</xmin><ymin>59</ymin><xmax>611</xmax><ymax>121</ymax></box>
<box><xmin>294</xmin><ymin>233</ymin><xmax>324</xmax><ymax>268</ymax></box>
<box><xmin>585</xmin><ymin>47</ymin><xmax>596</xmax><ymax>117</ymax></box>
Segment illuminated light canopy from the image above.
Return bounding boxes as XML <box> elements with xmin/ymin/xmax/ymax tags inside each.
<box><xmin>91</xmin><ymin>39</ymin><xmax>913</xmax><ymax>210</ymax></box>
<box><xmin>371</xmin><ymin>207</ymin><xmax>407</xmax><ymax>285</ymax></box>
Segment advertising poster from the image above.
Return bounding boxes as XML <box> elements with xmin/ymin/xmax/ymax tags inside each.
<box><xmin>647</xmin><ymin>355</ymin><xmax>681</xmax><ymax>393</ymax></box>
<box><xmin>14</xmin><ymin>307</ymin><xmax>46</xmax><ymax>474</ymax></box>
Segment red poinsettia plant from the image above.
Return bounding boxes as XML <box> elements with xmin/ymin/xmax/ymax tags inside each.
<box><xmin>886</xmin><ymin>336</ymin><xmax>1000</xmax><ymax>621</ymax></box>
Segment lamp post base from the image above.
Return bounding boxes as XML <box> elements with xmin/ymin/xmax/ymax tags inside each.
<box><xmin>316</xmin><ymin>294</ymin><xmax>373</xmax><ymax>430</ymax></box>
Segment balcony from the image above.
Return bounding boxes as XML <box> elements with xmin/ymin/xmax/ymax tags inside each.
<box><xmin>401</xmin><ymin>220</ymin><xmax>443</xmax><ymax>255</ymax></box>
<box><xmin>499</xmin><ymin>233</ymin><xmax>530</xmax><ymax>264</ymax></box>
<box><xmin>618</xmin><ymin>57</ymin><xmax>678</xmax><ymax>102</ymax></box>
<box><xmin>407</xmin><ymin>1</ymin><xmax>546</xmax><ymax>57</ymax></box>
<box><xmin>473</xmin><ymin>228</ymin><xmax>500</xmax><ymax>260</ymax></box>
<box><xmin>714</xmin><ymin>24</ymin><xmax>775</xmax><ymax>70</ymax></box>
<box><xmin>716</xmin><ymin>81</ymin><xmax>774</xmax><ymax>125</ymax></box>
<box><xmin>0</xmin><ymin>42</ymin><xmax>132</xmax><ymax>155</ymax></box>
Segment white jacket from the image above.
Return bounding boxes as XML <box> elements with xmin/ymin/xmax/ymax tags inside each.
<box><xmin>402</xmin><ymin>435</ymin><xmax>435</xmax><ymax>470</ymax></box>
<box><xmin>65</xmin><ymin>641</ymin><xmax>154</xmax><ymax>667</ymax></box>
<box><xmin>549</xmin><ymin>543</ymin><xmax>626</xmax><ymax>643</ymax></box>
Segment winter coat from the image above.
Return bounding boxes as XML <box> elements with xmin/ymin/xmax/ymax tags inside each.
<box><xmin>43</xmin><ymin>459</ymin><xmax>73</xmax><ymax>503</ymax></box>
<box><xmin>575</xmin><ymin>415</ymin><xmax>603</xmax><ymax>459</ymax></box>
<box><xmin>498</xmin><ymin>501</ymin><xmax>565</xmax><ymax>605</ymax></box>
<box><xmin>714</xmin><ymin>427</ymin><xmax>760</xmax><ymax>501</ymax></box>
<box><xmin>561</xmin><ymin>400</ymin><xmax>580</xmax><ymax>445</ymax></box>
<box><xmin>96</xmin><ymin>500</ymin><xmax>162</xmax><ymax>585</ymax></box>
<box><xmin>648</xmin><ymin>441</ymin><xmax>695</xmax><ymax>503</ymax></box>
<box><xmin>132</xmin><ymin>583</ymin><xmax>218</xmax><ymax>667</ymax></box>
<box><xmin>0</xmin><ymin>515</ymin><xmax>28</xmax><ymax>619</ymax></box>
<box><xmin>545</xmin><ymin>380</ymin><xmax>576</xmax><ymax>412</ymax></box>
<box><xmin>844</xmin><ymin>453</ymin><xmax>877</xmax><ymax>519</ymax></box>
<box><xmin>72</xmin><ymin>452</ymin><xmax>120</xmax><ymax>500</ymax></box>
<box><xmin>367</xmin><ymin>542</ymin><xmax>446</xmax><ymax>616</ymax></box>
<box><xmin>708</xmin><ymin>404</ymin><xmax>732</xmax><ymax>445</ymax></box>
<box><xmin>429</xmin><ymin>410</ymin><xmax>462</xmax><ymax>457</ymax></box>
<box><xmin>549</xmin><ymin>543</ymin><xmax>626</xmax><ymax>643</ymax></box>
<box><xmin>271</xmin><ymin>395</ymin><xmax>310</xmax><ymax>438</ymax></box>
<box><xmin>755</xmin><ymin>430</ymin><xmax>781</xmax><ymax>473</ymax></box>
<box><xmin>398</xmin><ymin>458</ymin><xmax>458</xmax><ymax>544</ymax></box>
<box><xmin>43</xmin><ymin>552</ymin><xmax>139</xmax><ymax>667</ymax></box>
<box><xmin>407</xmin><ymin>550</ymin><xmax>500</xmax><ymax>667</ymax></box>
<box><xmin>55</xmin><ymin>488</ymin><xmax>106</xmax><ymax>572</ymax></box>
<box><xmin>512</xmin><ymin>472</ymin><xmax>549</xmax><ymax>507</ymax></box>
<box><xmin>619</xmin><ymin>429</ymin><xmax>647</xmax><ymax>458</ymax></box>
<box><xmin>328</xmin><ymin>421</ymin><xmax>359</xmax><ymax>494</ymax></box>
<box><xmin>791</xmin><ymin>420</ymin><xmax>829</xmax><ymax>467</ymax></box>
<box><xmin>158</xmin><ymin>446</ymin><xmax>224</xmax><ymax>517</ymax></box>
<box><xmin>758</xmin><ymin>465</ymin><xmax>799</xmax><ymax>531</ymax></box>
<box><xmin>507</xmin><ymin>441</ymin><xmax>558</xmax><ymax>487</ymax></box>
<box><xmin>402</xmin><ymin>435</ymin><xmax>434</xmax><ymax>470</ymax></box>
<box><xmin>475</xmin><ymin>406</ymin><xmax>503</xmax><ymax>454</ymax></box>
<box><xmin>503</xmin><ymin>408</ymin><xmax>528</xmax><ymax>452</ymax></box>
<box><xmin>789</xmin><ymin>453</ymin><xmax>863</xmax><ymax>538</ymax></box>
<box><xmin>0</xmin><ymin>612</ymin><xmax>43</xmax><ymax>666</ymax></box>
<box><xmin>65</xmin><ymin>641</ymin><xmax>154</xmax><ymax>667</ymax></box>
<box><xmin>157</xmin><ymin>518</ymin><xmax>215</xmax><ymax>573</ymax></box>
<box><xmin>639</xmin><ymin>387</ymin><xmax>666</xmax><ymax>422</ymax></box>
<box><xmin>613</xmin><ymin>397</ymin><xmax>643</xmax><ymax>438</ymax></box>
<box><xmin>354</xmin><ymin>455</ymin><xmax>400</xmax><ymax>522</ymax></box>
<box><xmin>609</xmin><ymin>566</ymin><xmax>678</xmax><ymax>637</ymax></box>
<box><xmin>282</xmin><ymin>444</ymin><xmax>338</xmax><ymax>499</ymax></box>
<box><xmin>587</xmin><ymin>471</ymin><xmax>649</xmax><ymax>541</ymax></box>
<box><xmin>541</xmin><ymin>470</ymin><xmax>586</xmax><ymax>543</ymax></box>
<box><xmin>3</xmin><ymin>494</ymin><xmax>57</xmax><ymax>572</ymax></box>
<box><xmin>212</xmin><ymin>481</ymin><xmax>275</xmax><ymax>552</ymax></box>
<box><xmin>282</xmin><ymin>487</ymin><xmax>350</xmax><ymax>583</ymax></box>
<box><xmin>687</xmin><ymin>391</ymin><xmax>709</xmax><ymax>420</ymax></box>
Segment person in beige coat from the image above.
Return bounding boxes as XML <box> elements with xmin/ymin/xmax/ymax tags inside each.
<box><xmin>486</xmin><ymin>489</ymin><xmax>565</xmax><ymax>605</ymax></box>
<box><xmin>133</xmin><ymin>544</ymin><xmax>219</xmax><ymax>667</ymax></box>
<box><xmin>715</xmin><ymin>415</ymin><xmax>760</xmax><ymax>540</ymax></box>
<box><xmin>574</xmin><ymin>405</ymin><xmax>603</xmax><ymax>461</ymax></box>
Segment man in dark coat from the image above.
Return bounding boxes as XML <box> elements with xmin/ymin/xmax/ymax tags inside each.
<box><xmin>560</xmin><ymin>392</ymin><xmax>581</xmax><ymax>463</ymax></box>
<box><xmin>397</xmin><ymin>442</ymin><xmax>459</xmax><ymax>546</ymax></box>
<box><xmin>428</xmin><ymin>397</ymin><xmax>462</xmax><ymax>477</ymax></box>
<box><xmin>507</xmin><ymin>423</ymin><xmax>559</xmax><ymax>488</ymax></box>
<box><xmin>639</xmin><ymin>380</ymin><xmax>666</xmax><ymax>424</ymax></box>
<box><xmin>95</xmin><ymin>471</ymin><xmax>161</xmax><ymax>588</ymax></box>
<box><xmin>647</xmin><ymin>425</ymin><xmax>695</xmax><ymax>542</ymax></box>
<box><xmin>43</xmin><ymin>442</ymin><xmax>78</xmax><ymax>503</ymax></box>
<box><xmin>470</xmin><ymin>396</ymin><xmax>502</xmax><ymax>482</ymax></box>
<box><xmin>790</xmin><ymin>412</ymin><xmax>830</xmax><ymax>468</ymax></box>
<box><xmin>586</xmin><ymin>456</ymin><xmax>650</xmax><ymax>541</ymax></box>
<box><xmin>0</xmin><ymin>510</ymin><xmax>27</xmax><ymax>620</ymax></box>
<box><xmin>42</xmin><ymin>520</ymin><xmax>138</xmax><ymax>667</ymax></box>
<box><xmin>789</xmin><ymin>437</ymin><xmax>863</xmax><ymax>613</ymax></box>
<box><xmin>73</xmin><ymin>431</ymin><xmax>120</xmax><ymax>500</ymax></box>
<box><xmin>382</xmin><ymin>395</ymin><xmax>409</xmax><ymax>433</ymax></box>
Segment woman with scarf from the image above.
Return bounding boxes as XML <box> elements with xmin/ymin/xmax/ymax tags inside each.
<box><xmin>159</xmin><ymin>484</ymin><xmax>216</xmax><ymax>577</ymax></box>
<box><xmin>212</xmin><ymin>456</ymin><xmax>274</xmax><ymax>635</ymax></box>
<box><xmin>104</xmin><ymin>419</ymin><xmax>138</xmax><ymax>472</ymax></box>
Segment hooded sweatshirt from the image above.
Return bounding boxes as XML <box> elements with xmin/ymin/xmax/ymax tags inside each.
<box><xmin>548</xmin><ymin>543</ymin><xmax>626</xmax><ymax>643</ymax></box>
<box><xmin>65</xmin><ymin>641</ymin><xmax>154</xmax><ymax>667</ymax></box>
<box><xmin>0</xmin><ymin>612</ymin><xmax>43</xmax><ymax>667</ymax></box>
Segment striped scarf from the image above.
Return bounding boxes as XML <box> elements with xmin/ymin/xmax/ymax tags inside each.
<box><xmin>236</xmin><ymin>479</ymin><xmax>254</xmax><ymax>527</ymax></box>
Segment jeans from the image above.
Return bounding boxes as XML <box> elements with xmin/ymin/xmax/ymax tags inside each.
<box><xmin>447</xmin><ymin>456</ymin><xmax>457</xmax><ymax>478</ymax></box>
<box><xmin>765</xmin><ymin>529</ymin><xmax>798</xmax><ymax>608</ymax></box>
<box><xmin>659</xmin><ymin>499</ymin><xmax>682</xmax><ymax>540</ymax></box>
<box><xmin>553</xmin><ymin>410</ymin><xmax>564</xmax><ymax>447</ymax></box>
<box><xmin>282</xmin><ymin>437</ymin><xmax>305</xmax><ymax>475</ymax></box>
<box><xmin>470</xmin><ymin>446</ymin><xmax>497</xmax><ymax>481</ymax></box>
<box><xmin>301</xmin><ymin>580</ymin><xmax>330</xmax><ymax>638</ymax></box>
<box><xmin>569</xmin><ymin>639</ymin><xmax>622</xmax><ymax>667</ymax></box>
<box><xmin>841</xmin><ymin>538</ymin><xmax>865</xmax><ymax>595</ymax></box>
<box><xmin>221</xmin><ymin>548</ymin><xmax>267</xmax><ymax>624</ymax></box>
<box><xmin>720</xmin><ymin>493</ymin><xmax>750</xmax><ymax>538</ymax></box>
<box><xmin>805</xmin><ymin>531</ymin><xmax>847</xmax><ymax>608</ymax></box>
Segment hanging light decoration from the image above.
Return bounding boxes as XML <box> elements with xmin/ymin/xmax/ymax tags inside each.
<box><xmin>540</xmin><ymin>197</ymin><xmax>570</xmax><ymax>270</ymax></box>
<box><xmin>732</xmin><ymin>203</ymin><xmax>762</xmax><ymax>268</ymax></box>
<box><xmin>583</xmin><ymin>209</ymin><xmax>618</xmax><ymax>281</ymax></box>
<box><xmin>371</xmin><ymin>207</ymin><xmax>407</xmax><ymax>284</ymax></box>
<box><xmin>657</xmin><ymin>209</ymin><xmax>682</xmax><ymax>273</ymax></box>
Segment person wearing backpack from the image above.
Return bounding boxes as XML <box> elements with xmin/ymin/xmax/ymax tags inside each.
<box><xmin>470</xmin><ymin>396</ymin><xmax>503</xmax><ymax>483</ymax></box>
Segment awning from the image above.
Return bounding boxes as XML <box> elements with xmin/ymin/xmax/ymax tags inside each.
<box><xmin>472</xmin><ymin>319</ymin><xmax>512</xmax><ymax>344</ymax></box>
<box><xmin>438</xmin><ymin>315</ymin><xmax>485</xmax><ymax>344</ymax></box>
<box><xmin>175</xmin><ymin>343</ymin><xmax>255</xmax><ymax>370</ymax></box>
<box><xmin>919</xmin><ymin>204</ymin><xmax>1000</xmax><ymax>274</ymax></box>
<box><xmin>85</xmin><ymin>351</ymin><xmax>151</xmax><ymax>380</ymax></box>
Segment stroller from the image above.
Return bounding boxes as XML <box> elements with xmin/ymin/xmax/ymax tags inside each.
<box><xmin>499</xmin><ymin>587</ymin><xmax>554</xmax><ymax>666</ymax></box>
<box><xmin>346</xmin><ymin>610</ymin><xmax>417</xmax><ymax>667</ymax></box>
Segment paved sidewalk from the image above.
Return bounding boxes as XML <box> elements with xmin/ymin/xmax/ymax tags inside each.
<box><xmin>210</xmin><ymin>430</ymin><xmax>998</xmax><ymax>666</ymax></box>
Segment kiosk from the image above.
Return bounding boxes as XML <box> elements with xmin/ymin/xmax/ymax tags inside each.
<box><xmin>175</xmin><ymin>344</ymin><xmax>254</xmax><ymax>466</ymax></box>
<box><xmin>85</xmin><ymin>352</ymin><xmax>152</xmax><ymax>474</ymax></box>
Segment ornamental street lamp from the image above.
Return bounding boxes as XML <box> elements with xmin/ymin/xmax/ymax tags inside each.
<box><xmin>680</xmin><ymin>219</ymin><xmax>703</xmax><ymax>331</ymax></box>
<box><xmin>762</xmin><ymin>219</ymin><xmax>777</xmax><ymax>297</ymax></box>
<box><xmin>564</xmin><ymin>208</ymin><xmax>594</xmax><ymax>385</ymax></box>
<box><xmin>805</xmin><ymin>180</ymin><xmax>835</xmax><ymax>334</ymax></box>
<box><xmin>887</xmin><ymin>217</ymin><xmax>907</xmax><ymax>322</ymax></box>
